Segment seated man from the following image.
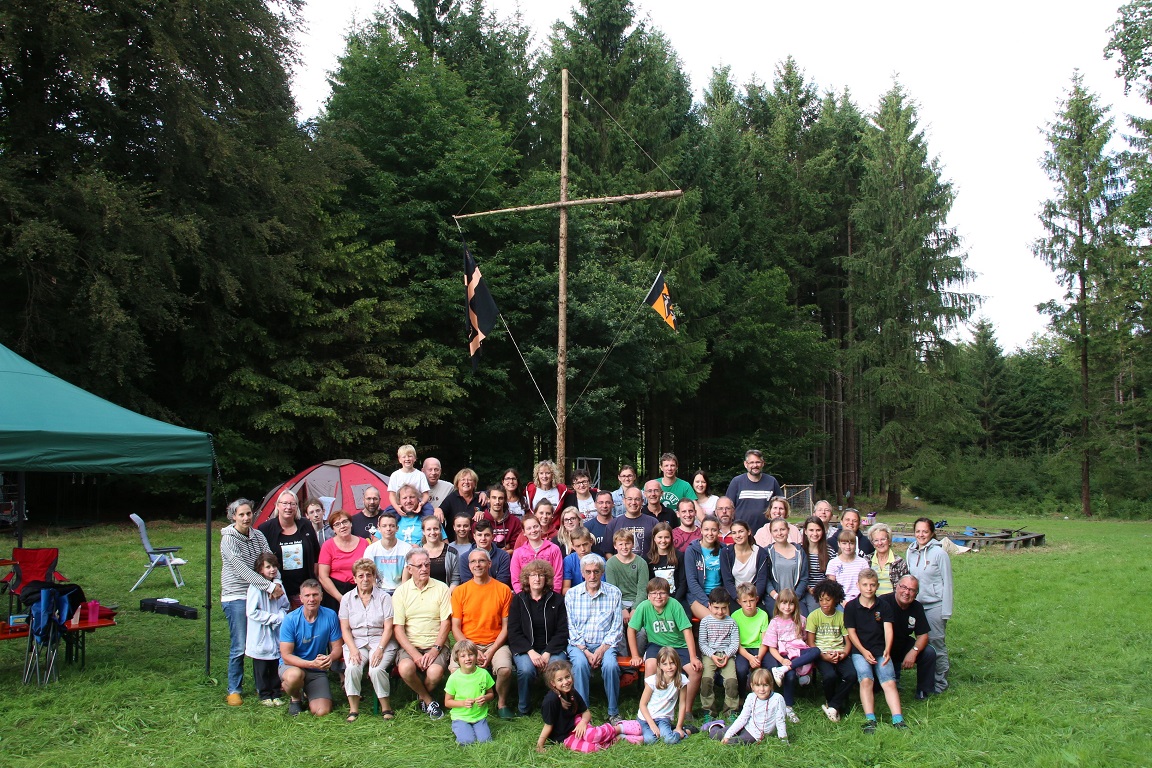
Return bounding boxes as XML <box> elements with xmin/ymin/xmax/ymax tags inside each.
<box><xmin>459</xmin><ymin>519</ymin><xmax>513</xmax><ymax>587</ymax></box>
<box><xmin>393</xmin><ymin>548</ymin><xmax>452</xmax><ymax>720</ymax></box>
<box><xmin>452</xmin><ymin>549</ymin><xmax>515</xmax><ymax>719</ymax></box>
<box><xmin>279</xmin><ymin>578</ymin><xmax>344</xmax><ymax>717</ymax></box>
<box><xmin>879</xmin><ymin>575</ymin><xmax>938</xmax><ymax>701</ymax></box>
<box><xmin>564</xmin><ymin>553</ymin><xmax>625</xmax><ymax>724</ymax></box>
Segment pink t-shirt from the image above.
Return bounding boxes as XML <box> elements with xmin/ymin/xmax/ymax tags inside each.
<box><xmin>320</xmin><ymin>536</ymin><xmax>370</xmax><ymax>583</ymax></box>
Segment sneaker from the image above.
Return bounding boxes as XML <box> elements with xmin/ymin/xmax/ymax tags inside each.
<box><xmin>260</xmin><ymin>698</ymin><xmax>276</xmax><ymax>707</ymax></box>
<box><xmin>771</xmin><ymin>666</ymin><xmax>786</xmax><ymax>687</ymax></box>
<box><xmin>272</xmin><ymin>698</ymin><xmax>284</xmax><ymax>707</ymax></box>
<box><xmin>608</xmin><ymin>714</ymin><xmax>623</xmax><ymax>726</ymax></box>
<box><xmin>861</xmin><ymin>719</ymin><xmax>877</xmax><ymax>734</ymax></box>
<box><xmin>798</xmin><ymin>674</ymin><xmax>812</xmax><ymax>686</ymax></box>
<box><xmin>225</xmin><ymin>693</ymin><xmax>243</xmax><ymax>707</ymax></box>
<box><xmin>426</xmin><ymin>700</ymin><xmax>444</xmax><ymax>720</ymax></box>
<box><xmin>822</xmin><ymin>704</ymin><xmax>840</xmax><ymax>723</ymax></box>
<box><xmin>418</xmin><ymin>700</ymin><xmax>428</xmax><ymax>713</ymax></box>
<box><xmin>287</xmin><ymin>700</ymin><xmax>302</xmax><ymax>717</ymax></box>
<box><xmin>785</xmin><ymin>706</ymin><xmax>799</xmax><ymax>724</ymax></box>
<box><xmin>892</xmin><ymin>720</ymin><xmax>910</xmax><ymax>730</ymax></box>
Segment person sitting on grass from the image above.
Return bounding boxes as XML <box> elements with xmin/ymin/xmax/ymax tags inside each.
<box><xmin>713</xmin><ymin>667</ymin><xmax>788</xmax><ymax>745</ymax></box>
<box><xmin>536</xmin><ymin>660</ymin><xmax>643</xmax><ymax>753</ymax></box>
<box><xmin>444</xmin><ymin>640</ymin><xmax>496</xmax><ymax>745</ymax></box>
<box><xmin>845</xmin><ymin>568</ymin><xmax>907</xmax><ymax>733</ymax></box>
<box><xmin>279</xmin><ymin>578</ymin><xmax>344</xmax><ymax>717</ymax></box>
<box><xmin>605</xmin><ymin>528</ymin><xmax>651</xmax><ymax>624</ymax></box>
<box><xmin>697</xmin><ymin>586</ymin><xmax>741</xmax><ymax>719</ymax></box>
<box><xmin>638</xmin><ymin>646</ymin><xmax>696</xmax><ymax>744</ymax></box>
<box><xmin>245</xmin><ymin>552</ymin><xmax>290</xmax><ymax>706</ymax></box>
<box><xmin>626</xmin><ymin>577</ymin><xmax>702</xmax><ymax>717</ymax></box>
<box><xmin>805</xmin><ymin>578</ymin><xmax>856</xmax><ymax>722</ymax></box>
<box><xmin>561</xmin><ymin>527</ymin><xmax>595</xmax><ymax>594</ymax></box>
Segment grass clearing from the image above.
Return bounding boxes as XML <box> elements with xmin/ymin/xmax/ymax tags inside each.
<box><xmin>1</xmin><ymin>513</ymin><xmax>1149</xmax><ymax>767</ymax></box>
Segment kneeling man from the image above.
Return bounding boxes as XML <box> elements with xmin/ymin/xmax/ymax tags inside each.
<box><xmin>280</xmin><ymin>578</ymin><xmax>344</xmax><ymax>716</ymax></box>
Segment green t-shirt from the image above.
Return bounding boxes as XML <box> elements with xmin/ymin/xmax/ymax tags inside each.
<box><xmin>659</xmin><ymin>478</ymin><xmax>697</xmax><ymax>509</ymax></box>
<box><xmin>444</xmin><ymin>667</ymin><xmax>495</xmax><ymax>722</ymax></box>
<box><xmin>629</xmin><ymin>598</ymin><xmax>691</xmax><ymax>649</ymax></box>
<box><xmin>733</xmin><ymin>607</ymin><xmax>770</xmax><ymax>648</ymax></box>
<box><xmin>605</xmin><ymin>555</ymin><xmax>650</xmax><ymax>608</ymax></box>
<box><xmin>805</xmin><ymin>608</ymin><xmax>847</xmax><ymax>652</ymax></box>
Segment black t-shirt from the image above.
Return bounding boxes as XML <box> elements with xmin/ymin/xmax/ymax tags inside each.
<box><xmin>440</xmin><ymin>491</ymin><xmax>482</xmax><ymax>523</ymax></box>
<box><xmin>349</xmin><ymin>512</ymin><xmax>381</xmax><ymax>541</ymax></box>
<box><xmin>844</xmin><ymin>596</ymin><xmax>894</xmax><ymax>657</ymax></box>
<box><xmin>541</xmin><ymin>689</ymin><xmax>586</xmax><ymax>742</ymax></box>
<box><xmin>879</xmin><ymin>592</ymin><xmax>930</xmax><ymax>643</ymax></box>
<box><xmin>257</xmin><ymin>519</ymin><xmax>318</xmax><ymax>598</ymax></box>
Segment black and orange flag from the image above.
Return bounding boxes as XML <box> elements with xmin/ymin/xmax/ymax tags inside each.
<box><xmin>645</xmin><ymin>270</ymin><xmax>679</xmax><ymax>331</ymax></box>
<box><xmin>464</xmin><ymin>247</ymin><xmax>499</xmax><ymax>370</ymax></box>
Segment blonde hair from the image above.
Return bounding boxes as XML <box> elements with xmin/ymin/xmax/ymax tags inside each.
<box><xmin>452</xmin><ymin>639</ymin><xmax>479</xmax><ymax>665</ymax></box>
<box><xmin>749</xmin><ymin>667</ymin><xmax>774</xmax><ymax>693</ymax></box>
<box><xmin>397</xmin><ymin>444</ymin><xmax>417</xmax><ymax>458</ymax></box>
<box><xmin>653</xmin><ymin>646</ymin><xmax>684</xmax><ymax>690</ymax></box>
<box><xmin>773</xmin><ymin>588</ymin><xmax>804</xmax><ymax>637</ymax></box>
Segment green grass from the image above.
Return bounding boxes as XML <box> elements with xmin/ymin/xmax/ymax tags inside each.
<box><xmin>1</xmin><ymin>513</ymin><xmax>1150</xmax><ymax>767</ymax></box>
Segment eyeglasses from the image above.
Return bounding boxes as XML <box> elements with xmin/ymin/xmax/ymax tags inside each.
<box><xmin>332</xmin><ymin>520</ymin><xmax>352</xmax><ymax>528</ymax></box>
<box><xmin>408</xmin><ymin>562</ymin><xmax>431</xmax><ymax>569</ymax></box>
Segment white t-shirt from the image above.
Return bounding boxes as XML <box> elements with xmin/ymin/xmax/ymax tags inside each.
<box><xmin>731</xmin><ymin>546</ymin><xmax>760</xmax><ymax>587</ymax></box>
<box><xmin>641</xmin><ymin>673</ymin><xmax>688</xmax><ymax>719</ymax></box>
<box><xmin>364</xmin><ymin>540</ymin><xmax>412</xmax><ymax>593</ymax></box>
<box><xmin>428</xmin><ymin>479</ymin><xmax>455</xmax><ymax>509</ymax></box>
<box><xmin>534</xmin><ymin>487</ymin><xmax>560</xmax><ymax>510</ymax></box>
<box><xmin>388</xmin><ymin>468</ymin><xmax>431</xmax><ymax>498</ymax></box>
<box><xmin>577</xmin><ymin>495</ymin><xmax>597</xmax><ymax>519</ymax></box>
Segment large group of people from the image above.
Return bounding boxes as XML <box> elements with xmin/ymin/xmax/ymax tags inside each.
<box><xmin>219</xmin><ymin>447</ymin><xmax>954</xmax><ymax>748</ymax></box>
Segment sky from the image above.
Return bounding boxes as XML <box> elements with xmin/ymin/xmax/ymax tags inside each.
<box><xmin>289</xmin><ymin>0</ymin><xmax>1140</xmax><ymax>352</ymax></box>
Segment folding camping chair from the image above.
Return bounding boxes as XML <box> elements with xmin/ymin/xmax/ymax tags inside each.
<box><xmin>129</xmin><ymin>514</ymin><xmax>186</xmax><ymax>591</ymax></box>
<box><xmin>2</xmin><ymin>547</ymin><xmax>67</xmax><ymax>617</ymax></box>
<box><xmin>23</xmin><ymin>586</ymin><xmax>69</xmax><ymax>684</ymax></box>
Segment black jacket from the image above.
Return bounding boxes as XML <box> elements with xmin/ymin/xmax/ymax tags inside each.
<box><xmin>507</xmin><ymin>589</ymin><xmax>569</xmax><ymax>655</ymax></box>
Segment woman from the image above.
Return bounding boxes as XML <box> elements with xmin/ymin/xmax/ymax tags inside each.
<box><xmin>525</xmin><ymin>460</ymin><xmax>567</xmax><ymax>513</ymax></box>
<box><xmin>507</xmin><ymin>560</ymin><xmax>569</xmax><ymax>716</ymax></box>
<box><xmin>554</xmin><ymin>507</ymin><xmax>584</xmax><ymax>555</ymax></box>
<box><xmin>754</xmin><ymin>496</ymin><xmax>803</xmax><ymax>548</ymax></box>
<box><xmin>318</xmin><ymin>510</ymin><xmax>369</xmax><ymax>611</ymax></box>
<box><xmin>305</xmin><ymin>498</ymin><xmax>334</xmax><ymax>544</ymax></box>
<box><xmin>763</xmin><ymin>518</ymin><xmax>808</xmax><ymax>616</ymax></box>
<box><xmin>691</xmin><ymin>470</ymin><xmax>718</xmax><ymax>518</ymax></box>
<box><xmin>511</xmin><ymin>515</ymin><xmax>564</xmax><ymax>593</ymax></box>
<box><xmin>501</xmin><ymin>468</ymin><xmax>528</xmax><ymax>517</ymax></box>
<box><xmin>438</xmin><ymin>468</ymin><xmax>484</xmax><ymax>524</ymax></box>
<box><xmin>257</xmin><ymin>489</ymin><xmax>320</xmax><ymax>607</ymax></box>
<box><xmin>800</xmin><ymin>516</ymin><xmax>833</xmax><ymax>614</ymax></box>
<box><xmin>647</xmin><ymin>522</ymin><xmax>686</xmax><ymax>603</ymax></box>
<box><xmin>906</xmin><ymin>517</ymin><xmax>953</xmax><ymax>693</ymax></box>
<box><xmin>684</xmin><ymin>515</ymin><xmax>724</xmax><ymax>620</ymax></box>
<box><xmin>219</xmin><ymin>497</ymin><xmax>277</xmax><ymax>706</ymax></box>
<box><xmin>339</xmin><ymin>558</ymin><xmax>396</xmax><ymax>721</ymax></box>
<box><xmin>720</xmin><ymin>519</ymin><xmax>770</xmax><ymax>609</ymax></box>
<box><xmin>421</xmin><ymin>514</ymin><xmax>460</xmax><ymax>589</ymax></box>
<box><xmin>866</xmin><ymin>522</ymin><xmax>908</xmax><ymax>596</ymax></box>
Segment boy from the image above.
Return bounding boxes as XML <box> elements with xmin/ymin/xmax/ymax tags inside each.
<box><xmin>805</xmin><ymin>579</ymin><xmax>856</xmax><ymax>722</ymax></box>
<box><xmin>387</xmin><ymin>445</ymin><xmax>432</xmax><ymax>513</ymax></box>
<box><xmin>656</xmin><ymin>452</ymin><xmax>697</xmax><ymax>510</ymax></box>
<box><xmin>481</xmin><ymin>485</ymin><xmax>522</xmax><ymax>553</ymax></box>
<box><xmin>604</xmin><ymin>528</ymin><xmax>650</xmax><ymax>622</ymax></box>
<box><xmin>626</xmin><ymin>577</ymin><xmax>702</xmax><ymax>710</ymax></box>
<box><xmin>561</xmin><ymin>528</ymin><xmax>595</xmax><ymax>594</ymax></box>
<box><xmin>845</xmin><ymin>568</ymin><xmax>907</xmax><ymax>732</ymax></box>
<box><xmin>732</xmin><ymin>583</ymin><xmax>771</xmax><ymax>687</ymax></box>
<box><xmin>364</xmin><ymin>513</ymin><xmax>412</xmax><ymax>594</ymax></box>
<box><xmin>698</xmin><ymin>586</ymin><xmax>740</xmax><ymax>717</ymax></box>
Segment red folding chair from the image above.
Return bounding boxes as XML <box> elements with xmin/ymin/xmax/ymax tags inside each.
<box><xmin>3</xmin><ymin>548</ymin><xmax>68</xmax><ymax>617</ymax></box>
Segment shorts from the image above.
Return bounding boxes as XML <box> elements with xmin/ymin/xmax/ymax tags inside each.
<box><xmin>643</xmin><ymin>644</ymin><xmax>691</xmax><ymax>668</ymax></box>
<box><xmin>278</xmin><ymin>665</ymin><xmax>334</xmax><ymax>701</ymax></box>
<box><xmin>449</xmin><ymin>642</ymin><xmax>512</xmax><ymax>674</ymax></box>
<box><xmin>851</xmin><ymin>652</ymin><xmax>896</xmax><ymax>685</ymax></box>
<box><xmin>396</xmin><ymin>645</ymin><xmax>450</xmax><ymax>670</ymax></box>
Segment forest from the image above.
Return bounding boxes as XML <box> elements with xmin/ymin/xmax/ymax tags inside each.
<box><xmin>1</xmin><ymin>0</ymin><xmax>1149</xmax><ymax>517</ymax></box>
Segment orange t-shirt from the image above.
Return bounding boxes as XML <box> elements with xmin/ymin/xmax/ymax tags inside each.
<box><xmin>451</xmin><ymin>577</ymin><xmax>512</xmax><ymax>645</ymax></box>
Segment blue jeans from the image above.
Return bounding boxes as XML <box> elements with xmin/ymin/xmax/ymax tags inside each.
<box><xmin>851</xmin><ymin>652</ymin><xmax>896</xmax><ymax>684</ymax></box>
<box><xmin>222</xmin><ymin>599</ymin><xmax>247</xmax><ymax>695</ymax></box>
<box><xmin>568</xmin><ymin>644</ymin><xmax>621</xmax><ymax>716</ymax></box>
<box><xmin>641</xmin><ymin>717</ymin><xmax>682</xmax><ymax>744</ymax></box>
<box><xmin>780</xmin><ymin>646</ymin><xmax>823</xmax><ymax>706</ymax></box>
<box><xmin>514</xmin><ymin>651</ymin><xmax>567</xmax><ymax>713</ymax></box>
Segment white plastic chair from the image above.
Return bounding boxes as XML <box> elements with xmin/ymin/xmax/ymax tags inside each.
<box><xmin>129</xmin><ymin>514</ymin><xmax>186</xmax><ymax>591</ymax></box>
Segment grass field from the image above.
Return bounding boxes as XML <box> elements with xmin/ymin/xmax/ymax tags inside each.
<box><xmin>1</xmin><ymin>512</ymin><xmax>1149</xmax><ymax>767</ymax></box>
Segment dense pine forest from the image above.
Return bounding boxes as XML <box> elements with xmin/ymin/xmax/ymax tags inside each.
<box><xmin>2</xmin><ymin>0</ymin><xmax>1150</xmax><ymax>517</ymax></box>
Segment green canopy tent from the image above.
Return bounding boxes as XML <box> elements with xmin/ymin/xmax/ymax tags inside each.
<box><xmin>0</xmin><ymin>342</ymin><xmax>217</xmax><ymax>674</ymax></box>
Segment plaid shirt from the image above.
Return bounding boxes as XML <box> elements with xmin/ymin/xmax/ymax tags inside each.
<box><xmin>564</xmin><ymin>580</ymin><xmax>623</xmax><ymax>650</ymax></box>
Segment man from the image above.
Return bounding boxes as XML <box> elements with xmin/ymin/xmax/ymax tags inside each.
<box><xmin>459</xmin><ymin>519</ymin><xmax>513</xmax><ymax>587</ymax></box>
<box><xmin>714</xmin><ymin>496</ymin><xmax>737</xmax><ymax>546</ymax></box>
<box><xmin>606</xmin><ymin>487</ymin><xmax>658</xmax><ymax>558</ymax></box>
<box><xmin>672</xmin><ymin>498</ymin><xmax>701</xmax><ymax>552</ymax></box>
<box><xmin>393</xmin><ymin>548</ymin><xmax>452</xmax><ymax>720</ymax></box>
<box><xmin>565</xmin><ymin>554</ymin><xmax>625</xmax><ymax>724</ymax></box>
<box><xmin>813</xmin><ymin>499</ymin><xmax>835</xmax><ymax>526</ymax></box>
<box><xmin>364</xmin><ymin>512</ymin><xmax>411</xmax><ymax>594</ymax></box>
<box><xmin>481</xmin><ymin>485</ymin><xmax>522</xmax><ymax>553</ymax></box>
<box><xmin>878</xmin><ymin>575</ymin><xmax>938</xmax><ymax>700</ymax></box>
<box><xmin>423</xmin><ymin>457</ymin><xmax>456</xmax><ymax>512</ymax></box>
<box><xmin>452</xmin><ymin>549</ymin><xmax>515</xmax><ymax>719</ymax></box>
<box><xmin>585</xmin><ymin>491</ymin><xmax>616</xmax><ymax>557</ymax></box>
<box><xmin>642</xmin><ymin>479</ymin><xmax>678</xmax><ymax>527</ymax></box>
<box><xmin>611</xmin><ymin>465</ymin><xmax>640</xmax><ymax>517</ymax></box>
<box><xmin>258</xmin><ymin>489</ymin><xmax>319</xmax><ymax>607</ymax></box>
<box><xmin>724</xmin><ymin>449</ymin><xmax>783</xmax><ymax>533</ymax></box>
<box><xmin>279</xmin><ymin>579</ymin><xmax>343</xmax><ymax>717</ymax></box>
<box><xmin>656</xmin><ymin>452</ymin><xmax>696</xmax><ymax>510</ymax></box>
<box><xmin>830</xmin><ymin>508</ymin><xmax>875</xmax><ymax>557</ymax></box>
<box><xmin>350</xmin><ymin>485</ymin><xmax>384</xmax><ymax>540</ymax></box>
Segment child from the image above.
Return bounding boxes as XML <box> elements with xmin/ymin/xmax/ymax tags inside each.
<box><xmin>805</xmin><ymin>579</ymin><xmax>855</xmax><ymax>722</ymax></box>
<box><xmin>638</xmin><ymin>647</ymin><xmax>694</xmax><ymax>744</ymax></box>
<box><xmin>386</xmin><ymin>444</ymin><xmax>432</xmax><ymax>513</ymax></box>
<box><xmin>562</xmin><ymin>528</ymin><xmax>594</xmax><ymax>594</ymax></box>
<box><xmin>844</xmin><ymin>568</ymin><xmax>907</xmax><ymax>732</ymax></box>
<box><xmin>626</xmin><ymin>577</ymin><xmax>702</xmax><ymax>710</ymax></box>
<box><xmin>605</xmin><ymin>528</ymin><xmax>650</xmax><ymax>621</ymax></box>
<box><xmin>762</xmin><ymin>588</ymin><xmax>820</xmax><ymax>723</ymax></box>
<box><xmin>245</xmin><ymin>552</ymin><xmax>290</xmax><ymax>705</ymax></box>
<box><xmin>827</xmin><ymin>529</ymin><xmax>869</xmax><ymax>605</ymax></box>
<box><xmin>444</xmin><ymin>640</ymin><xmax>495</xmax><ymax>744</ymax></box>
<box><xmin>647</xmin><ymin>522</ymin><xmax>686</xmax><ymax>602</ymax></box>
<box><xmin>716</xmin><ymin>668</ymin><xmax>788</xmax><ymax>745</ymax></box>
<box><xmin>698</xmin><ymin>586</ymin><xmax>740</xmax><ymax>717</ymax></box>
<box><xmin>732</xmin><ymin>583</ymin><xmax>771</xmax><ymax>687</ymax></box>
<box><xmin>537</xmin><ymin>660</ymin><xmax>642</xmax><ymax>753</ymax></box>
<box><xmin>363</xmin><ymin>513</ymin><xmax>411</xmax><ymax>594</ymax></box>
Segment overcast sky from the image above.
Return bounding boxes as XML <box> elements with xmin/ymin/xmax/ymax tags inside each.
<box><xmin>290</xmin><ymin>1</ymin><xmax>1139</xmax><ymax>352</ymax></box>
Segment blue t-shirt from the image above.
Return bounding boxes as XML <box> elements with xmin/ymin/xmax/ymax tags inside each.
<box><xmin>563</xmin><ymin>551</ymin><xmax>586</xmax><ymax>588</ymax></box>
<box><xmin>396</xmin><ymin>515</ymin><xmax>424</xmax><ymax>547</ymax></box>
<box><xmin>702</xmin><ymin>549</ymin><xmax>722</xmax><ymax>592</ymax></box>
<box><xmin>279</xmin><ymin>606</ymin><xmax>341</xmax><ymax>662</ymax></box>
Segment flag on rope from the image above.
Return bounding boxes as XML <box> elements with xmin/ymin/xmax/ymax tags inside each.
<box><xmin>464</xmin><ymin>247</ymin><xmax>499</xmax><ymax>370</ymax></box>
<box><xmin>645</xmin><ymin>270</ymin><xmax>679</xmax><ymax>331</ymax></box>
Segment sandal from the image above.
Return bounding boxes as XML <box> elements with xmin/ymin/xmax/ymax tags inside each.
<box><xmin>381</xmin><ymin>710</ymin><xmax>396</xmax><ymax>720</ymax></box>
<box><xmin>346</xmin><ymin>712</ymin><xmax>359</xmax><ymax>723</ymax></box>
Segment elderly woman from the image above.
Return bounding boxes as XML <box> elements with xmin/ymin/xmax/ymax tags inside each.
<box><xmin>508</xmin><ymin>560</ymin><xmax>569</xmax><ymax>716</ymax></box>
<box><xmin>318</xmin><ymin>510</ymin><xmax>370</xmax><ymax>611</ymax></box>
<box><xmin>754</xmin><ymin>496</ymin><xmax>803</xmax><ymax>548</ymax></box>
<box><xmin>219</xmin><ymin>498</ymin><xmax>278</xmax><ymax>706</ymax></box>
<box><xmin>437</xmin><ymin>468</ymin><xmax>484</xmax><ymax>524</ymax></box>
<box><xmin>257</xmin><ymin>489</ymin><xmax>320</xmax><ymax>608</ymax></box>
<box><xmin>525</xmin><ymin>460</ymin><xmax>567</xmax><ymax>513</ymax></box>
<box><xmin>340</xmin><ymin>558</ymin><xmax>397</xmax><ymax>721</ymax></box>
<box><xmin>866</xmin><ymin>523</ymin><xmax>909</xmax><ymax>596</ymax></box>
<box><xmin>906</xmin><ymin>518</ymin><xmax>953</xmax><ymax>693</ymax></box>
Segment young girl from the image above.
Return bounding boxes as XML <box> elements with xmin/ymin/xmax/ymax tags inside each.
<box><xmin>761</xmin><ymin>588</ymin><xmax>820</xmax><ymax>723</ymax></box>
<box><xmin>421</xmin><ymin>515</ymin><xmax>460</xmax><ymax>589</ymax></box>
<box><xmin>639</xmin><ymin>647</ymin><xmax>693</xmax><ymax>744</ymax></box>
<box><xmin>801</xmin><ymin>516</ymin><xmax>833</xmax><ymax>615</ymax></box>
<box><xmin>647</xmin><ymin>523</ymin><xmax>685</xmax><ymax>602</ymax></box>
<box><xmin>449</xmin><ymin>516</ymin><xmax>474</xmax><ymax>561</ymax></box>
<box><xmin>828</xmin><ymin>529</ymin><xmax>870</xmax><ymax>605</ymax></box>
<box><xmin>537</xmin><ymin>660</ymin><xmax>642</xmax><ymax>753</ymax></box>
<box><xmin>245</xmin><ymin>552</ymin><xmax>290</xmax><ymax>706</ymax></box>
<box><xmin>716</xmin><ymin>667</ymin><xmax>789</xmax><ymax>745</ymax></box>
<box><xmin>444</xmin><ymin>640</ymin><xmax>495</xmax><ymax>744</ymax></box>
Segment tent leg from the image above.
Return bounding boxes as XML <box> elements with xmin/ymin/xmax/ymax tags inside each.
<box><xmin>205</xmin><ymin>473</ymin><xmax>212</xmax><ymax>678</ymax></box>
<box><xmin>17</xmin><ymin>472</ymin><xmax>25</xmax><ymax>549</ymax></box>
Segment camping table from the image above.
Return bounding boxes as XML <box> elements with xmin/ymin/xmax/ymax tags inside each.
<box><xmin>62</xmin><ymin>616</ymin><xmax>117</xmax><ymax>669</ymax></box>
<box><xmin>0</xmin><ymin>559</ymin><xmax>13</xmax><ymax>619</ymax></box>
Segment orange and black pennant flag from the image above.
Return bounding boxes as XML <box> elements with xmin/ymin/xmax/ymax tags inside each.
<box><xmin>645</xmin><ymin>270</ymin><xmax>679</xmax><ymax>331</ymax></box>
<box><xmin>464</xmin><ymin>247</ymin><xmax>499</xmax><ymax>370</ymax></box>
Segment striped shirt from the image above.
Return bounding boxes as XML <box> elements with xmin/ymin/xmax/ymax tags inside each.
<box><xmin>827</xmin><ymin>554</ymin><xmax>870</xmax><ymax>603</ymax></box>
<box><xmin>698</xmin><ymin>614</ymin><xmax>740</xmax><ymax>656</ymax></box>
<box><xmin>564</xmin><ymin>581</ymin><xmax>623</xmax><ymax>650</ymax></box>
<box><xmin>220</xmin><ymin>525</ymin><xmax>273</xmax><ymax>601</ymax></box>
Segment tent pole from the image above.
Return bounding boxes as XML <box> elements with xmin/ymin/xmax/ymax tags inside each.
<box><xmin>16</xmin><ymin>472</ymin><xmax>25</xmax><ymax>548</ymax></box>
<box><xmin>205</xmin><ymin>473</ymin><xmax>213</xmax><ymax>677</ymax></box>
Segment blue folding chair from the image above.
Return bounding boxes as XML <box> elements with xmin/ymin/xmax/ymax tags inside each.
<box><xmin>23</xmin><ymin>587</ymin><xmax>68</xmax><ymax>685</ymax></box>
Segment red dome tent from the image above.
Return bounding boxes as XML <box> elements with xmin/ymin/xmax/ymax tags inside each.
<box><xmin>255</xmin><ymin>459</ymin><xmax>389</xmax><ymax>527</ymax></box>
